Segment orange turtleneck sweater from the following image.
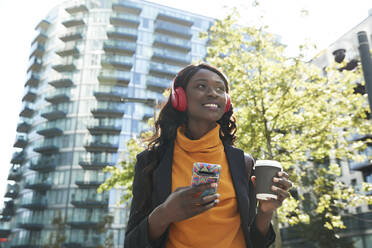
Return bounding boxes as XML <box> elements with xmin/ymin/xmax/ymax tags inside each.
<box><xmin>166</xmin><ymin>125</ymin><xmax>246</xmax><ymax>248</ymax></box>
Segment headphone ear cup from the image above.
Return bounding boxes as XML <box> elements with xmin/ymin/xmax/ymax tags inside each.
<box><xmin>225</xmin><ymin>94</ymin><xmax>231</xmax><ymax>113</ymax></box>
<box><xmin>173</xmin><ymin>87</ymin><xmax>187</xmax><ymax>112</ymax></box>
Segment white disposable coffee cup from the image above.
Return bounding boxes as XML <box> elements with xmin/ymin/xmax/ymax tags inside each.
<box><xmin>254</xmin><ymin>160</ymin><xmax>283</xmax><ymax>200</ymax></box>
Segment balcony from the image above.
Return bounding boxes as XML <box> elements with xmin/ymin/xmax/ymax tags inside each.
<box><xmin>142</xmin><ymin>113</ymin><xmax>153</xmax><ymax>121</ymax></box>
<box><xmin>87</xmin><ymin>124</ymin><xmax>121</xmax><ymax>135</ymax></box>
<box><xmin>149</xmin><ymin>63</ymin><xmax>180</xmax><ymax>78</ymax></box>
<box><xmin>101</xmin><ymin>55</ymin><xmax>133</xmax><ymax>70</ymax></box>
<box><xmin>103</xmin><ymin>40</ymin><xmax>136</xmax><ymax>55</ymax></box>
<box><xmin>7</xmin><ymin>165</ymin><xmax>22</xmax><ymax>181</ymax></box>
<box><xmin>91</xmin><ymin>107</ymin><xmax>124</xmax><ymax>118</ymax></box>
<box><xmin>35</xmin><ymin>19</ymin><xmax>50</xmax><ymax>31</ymax></box>
<box><xmin>56</xmin><ymin>45</ymin><xmax>80</xmax><ymax>57</ymax></box>
<box><xmin>151</xmin><ymin>49</ymin><xmax>190</xmax><ymax>66</ymax></box>
<box><xmin>45</xmin><ymin>89</ymin><xmax>70</xmax><ymax>104</ymax></box>
<box><xmin>17</xmin><ymin>119</ymin><xmax>32</xmax><ymax>133</ymax></box>
<box><xmin>59</xmin><ymin>28</ymin><xmax>84</xmax><ymax>42</ymax></box>
<box><xmin>67</xmin><ymin>220</ymin><xmax>100</xmax><ymax>229</ymax></box>
<box><xmin>36</xmin><ymin>126</ymin><xmax>63</xmax><ymax>137</ymax></box>
<box><xmin>40</xmin><ymin>107</ymin><xmax>67</xmax><ymax>120</ymax></box>
<box><xmin>29</xmin><ymin>157</ymin><xmax>57</xmax><ymax>172</ymax></box>
<box><xmin>62</xmin><ymin>17</ymin><xmax>86</xmax><ymax>28</ymax></box>
<box><xmin>146</xmin><ymin>77</ymin><xmax>171</xmax><ymax>92</ymax></box>
<box><xmin>29</xmin><ymin>43</ymin><xmax>45</xmax><ymax>59</ymax></box>
<box><xmin>350</xmin><ymin>159</ymin><xmax>372</xmax><ymax>171</ymax></box>
<box><xmin>112</xmin><ymin>2</ymin><xmax>142</xmax><ymax>15</ymax></box>
<box><xmin>52</xmin><ymin>60</ymin><xmax>76</xmax><ymax>72</ymax></box>
<box><xmin>75</xmin><ymin>179</ymin><xmax>105</xmax><ymax>188</ymax></box>
<box><xmin>97</xmin><ymin>70</ymin><xmax>131</xmax><ymax>86</ymax></box>
<box><xmin>0</xmin><ymin>222</ymin><xmax>11</xmax><ymax>238</ymax></box>
<box><xmin>25</xmin><ymin>177</ymin><xmax>52</xmax><ymax>192</ymax></box>
<box><xmin>27</xmin><ymin>57</ymin><xmax>42</xmax><ymax>73</ymax></box>
<box><xmin>71</xmin><ymin>195</ymin><xmax>108</xmax><ymax>208</ymax></box>
<box><xmin>79</xmin><ymin>159</ymin><xmax>115</xmax><ymax>170</ymax></box>
<box><xmin>65</xmin><ymin>3</ymin><xmax>89</xmax><ymax>14</ymax></box>
<box><xmin>25</xmin><ymin>72</ymin><xmax>40</xmax><ymax>87</ymax></box>
<box><xmin>33</xmin><ymin>144</ymin><xmax>59</xmax><ymax>154</ymax></box>
<box><xmin>4</xmin><ymin>184</ymin><xmax>19</xmax><ymax>198</ymax></box>
<box><xmin>153</xmin><ymin>35</ymin><xmax>191</xmax><ymax>52</ymax></box>
<box><xmin>10</xmin><ymin>152</ymin><xmax>25</xmax><ymax>164</ymax></box>
<box><xmin>18</xmin><ymin>222</ymin><xmax>43</xmax><ymax>231</ymax></box>
<box><xmin>156</xmin><ymin>13</ymin><xmax>193</xmax><ymax>27</ymax></box>
<box><xmin>31</xmin><ymin>32</ymin><xmax>48</xmax><ymax>45</ymax></box>
<box><xmin>154</xmin><ymin>21</ymin><xmax>192</xmax><ymax>39</ymax></box>
<box><xmin>84</xmin><ymin>141</ymin><xmax>119</xmax><ymax>153</ymax></box>
<box><xmin>19</xmin><ymin>103</ymin><xmax>35</xmax><ymax>118</ymax></box>
<box><xmin>13</xmin><ymin>134</ymin><xmax>28</xmax><ymax>148</ymax></box>
<box><xmin>22</xmin><ymin>87</ymin><xmax>37</xmax><ymax>102</ymax></box>
<box><xmin>93</xmin><ymin>90</ymin><xmax>126</xmax><ymax>102</ymax></box>
<box><xmin>106</xmin><ymin>27</ymin><xmax>138</xmax><ymax>41</ymax></box>
<box><xmin>1</xmin><ymin>201</ymin><xmax>15</xmax><ymax>217</ymax></box>
<box><xmin>19</xmin><ymin>198</ymin><xmax>47</xmax><ymax>210</ymax></box>
<box><xmin>109</xmin><ymin>13</ymin><xmax>140</xmax><ymax>28</ymax></box>
<box><xmin>49</xmin><ymin>78</ymin><xmax>74</xmax><ymax>88</ymax></box>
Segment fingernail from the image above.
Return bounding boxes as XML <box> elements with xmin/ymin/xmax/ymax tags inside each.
<box><xmin>272</xmin><ymin>186</ymin><xmax>277</xmax><ymax>191</ymax></box>
<box><xmin>211</xmin><ymin>183</ymin><xmax>217</xmax><ymax>187</ymax></box>
<box><xmin>216</xmin><ymin>193</ymin><xmax>220</xmax><ymax>198</ymax></box>
<box><xmin>214</xmin><ymin>199</ymin><xmax>219</xmax><ymax>204</ymax></box>
<box><xmin>278</xmin><ymin>172</ymin><xmax>283</xmax><ymax>177</ymax></box>
<box><xmin>273</xmin><ymin>178</ymin><xmax>279</xmax><ymax>183</ymax></box>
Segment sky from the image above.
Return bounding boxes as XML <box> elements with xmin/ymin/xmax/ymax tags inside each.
<box><xmin>0</xmin><ymin>0</ymin><xmax>371</xmax><ymax>206</ymax></box>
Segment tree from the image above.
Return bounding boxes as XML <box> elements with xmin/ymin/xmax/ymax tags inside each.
<box><xmin>200</xmin><ymin>10</ymin><xmax>372</xmax><ymax>248</ymax></box>
<box><xmin>43</xmin><ymin>211</ymin><xmax>66</xmax><ymax>248</ymax></box>
<box><xmin>97</xmin><ymin>215</ymin><xmax>115</xmax><ymax>248</ymax></box>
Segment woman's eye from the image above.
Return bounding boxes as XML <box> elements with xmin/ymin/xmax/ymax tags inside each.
<box><xmin>197</xmin><ymin>84</ymin><xmax>205</xmax><ymax>89</ymax></box>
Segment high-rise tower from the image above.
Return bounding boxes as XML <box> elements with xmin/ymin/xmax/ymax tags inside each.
<box><xmin>0</xmin><ymin>0</ymin><xmax>214</xmax><ymax>247</ymax></box>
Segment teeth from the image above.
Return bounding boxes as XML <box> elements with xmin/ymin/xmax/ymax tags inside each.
<box><xmin>204</xmin><ymin>104</ymin><xmax>218</xmax><ymax>108</ymax></box>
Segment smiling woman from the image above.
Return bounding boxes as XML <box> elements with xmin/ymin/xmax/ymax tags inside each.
<box><xmin>124</xmin><ymin>63</ymin><xmax>292</xmax><ymax>248</ymax></box>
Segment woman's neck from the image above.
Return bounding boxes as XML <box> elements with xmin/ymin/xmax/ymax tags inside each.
<box><xmin>186</xmin><ymin>121</ymin><xmax>217</xmax><ymax>140</ymax></box>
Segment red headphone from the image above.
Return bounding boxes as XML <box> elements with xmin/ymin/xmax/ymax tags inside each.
<box><xmin>171</xmin><ymin>81</ymin><xmax>231</xmax><ymax>113</ymax></box>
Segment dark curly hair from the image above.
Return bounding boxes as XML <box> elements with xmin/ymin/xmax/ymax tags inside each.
<box><xmin>141</xmin><ymin>63</ymin><xmax>237</xmax><ymax>212</ymax></box>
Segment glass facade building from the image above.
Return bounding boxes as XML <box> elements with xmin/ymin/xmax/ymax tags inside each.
<box><xmin>0</xmin><ymin>0</ymin><xmax>214</xmax><ymax>247</ymax></box>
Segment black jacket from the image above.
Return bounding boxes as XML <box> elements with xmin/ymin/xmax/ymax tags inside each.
<box><xmin>124</xmin><ymin>141</ymin><xmax>275</xmax><ymax>248</ymax></box>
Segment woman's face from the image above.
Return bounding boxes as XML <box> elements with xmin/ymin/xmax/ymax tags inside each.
<box><xmin>185</xmin><ymin>69</ymin><xmax>227</xmax><ymax>124</ymax></box>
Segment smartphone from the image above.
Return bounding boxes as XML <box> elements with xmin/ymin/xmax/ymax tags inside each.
<box><xmin>191</xmin><ymin>162</ymin><xmax>221</xmax><ymax>197</ymax></box>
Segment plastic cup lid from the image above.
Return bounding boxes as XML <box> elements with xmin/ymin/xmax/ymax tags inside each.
<box><xmin>255</xmin><ymin>160</ymin><xmax>282</xmax><ymax>169</ymax></box>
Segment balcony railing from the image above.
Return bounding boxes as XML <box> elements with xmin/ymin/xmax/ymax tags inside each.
<box><xmin>33</xmin><ymin>143</ymin><xmax>59</xmax><ymax>154</ymax></box>
<box><xmin>59</xmin><ymin>28</ymin><xmax>84</xmax><ymax>42</ymax></box>
<box><xmin>4</xmin><ymin>184</ymin><xmax>19</xmax><ymax>198</ymax></box>
<box><xmin>152</xmin><ymin>49</ymin><xmax>191</xmax><ymax>66</ymax></box>
<box><xmin>40</xmin><ymin>107</ymin><xmax>67</xmax><ymax>120</ymax></box>
<box><xmin>154</xmin><ymin>20</ymin><xmax>192</xmax><ymax>39</ymax></box>
<box><xmin>22</xmin><ymin>86</ymin><xmax>37</xmax><ymax>102</ymax></box>
<box><xmin>156</xmin><ymin>13</ymin><xmax>193</xmax><ymax>27</ymax></box>
<box><xmin>149</xmin><ymin>62</ymin><xmax>180</xmax><ymax>78</ymax></box>
<box><xmin>146</xmin><ymin>76</ymin><xmax>171</xmax><ymax>92</ymax></box>
<box><xmin>19</xmin><ymin>197</ymin><xmax>47</xmax><ymax>210</ymax></box>
<box><xmin>52</xmin><ymin>60</ymin><xmax>76</xmax><ymax>72</ymax></box>
<box><xmin>91</xmin><ymin>106</ymin><xmax>124</xmax><ymax>118</ymax></box>
<box><xmin>101</xmin><ymin>55</ymin><xmax>133</xmax><ymax>70</ymax></box>
<box><xmin>65</xmin><ymin>1</ymin><xmax>89</xmax><ymax>14</ymax></box>
<box><xmin>109</xmin><ymin>13</ymin><xmax>140</xmax><ymax>28</ymax></box>
<box><xmin>79</xmin><ymin>159</ymin><xmax>115</xmax><ymax>170</ymax></box>
<box><xmin>31</xmin><ymin>31</ymin><xmax>48</xmax><ymax>45</ymax></box>
<box><xmin>84</xmin><ymin>141</ymin><xmax>119</xmax><ymax>153</ymax></box>
<box><xmin>75</xmin><ymin>179</ymin><xmax>105</xmax><ymax>188</ymax></box>
<box><xmin>25</xmin><ymin>177</ymin><xmax>52</xmax><ymax>192</ymax></box>
<box><xmin>62</xmin><ymin>17</ymin><xmax>86</xmax><ymax>28</ymax></box>
<box><xmin>13</xmin><ymin>134</ymin><xmax>28</xmax><ymax>148</ymax></box>
<box><xmin>56</xmin><ymin>44</ymin><xmax>80</xmax><ymax>57</ymax></box>
<box><xmin>17</xmin><ymin>118</ymin><xmax>32</xmax><ymax>133</ymax></box>
<box><xmin>29</xmin><ymin>42</ymin><xmax>45</xmax><ymax>59</ymax></box>
<box><xmin>10</xmin><ymin>152</ymin><xmax>25</xmax><ymax>165</ymax></box>
<box><xmin>48</xmin><ymin>77</ymin><xmax>74</xmax><ymax>88</ymax></box>
<box><xmin>45</xmin><ymin>88</ymin><xmax>71</xmax><ymax>104</ymax></box>
<box><xmin>153</xmin><ymin>35</ymin><xmax>191</xmax><ymax>52</ymax></box>
<box><xmin>19</xmin><ymin>103</ymin><xmax>35</xmax><ymax>118</ymax></box>
<box><xmin>25</xmin><ymin>72</ymin><xmax>40</xmax><ymax>87</ymax></box>
<box><xmin>106</xmin><ymin>27</ymin><xmax>138</xmax><ymax>41</ymax></box>
<box><xmin>27</xmin><ymin>57</ymin><xmax>42</xmax><ymax>73</ymax></box>
<box><xmin>112</xmin><ymin>1</ymin><xmax>142</xmax><ymax>15</ymax></box>
<box><xmin>7</xmin><ymin>165</ymin><xmax>22</xmax><ymax>181</ymax></box>
<box><xmin>29</xmin><ymin>157</ymin><xmax>57</xmax><ymax>172</ymax></box>
<box><xmin>87</xmin><ymin>123</ymin><xmax>122</xmax><ymax>135</ymax></box>
<box><xmin>71</xmin><ymin>194</ymin><xmax>108</xmax><ymax>208</ymax></box>
<box><xmin>97</xmin><ymin>70</ymin><xmax>131</xmax><ymax>86</ymax></box>
<box><xmin>103</xmin><ymin>40</ymin><xmax>136</xmax><ymax>55</ymax></box>
<box><xmin>36</xmin><ymin>125</ymin><xmax>63</xmax><ymax>137</ymax></box>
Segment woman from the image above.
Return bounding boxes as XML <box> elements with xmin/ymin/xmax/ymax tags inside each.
<box><xmin>124</xmin><ymin>64</ymin><xmax>292</xmax><ymax>248</ymax></box>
